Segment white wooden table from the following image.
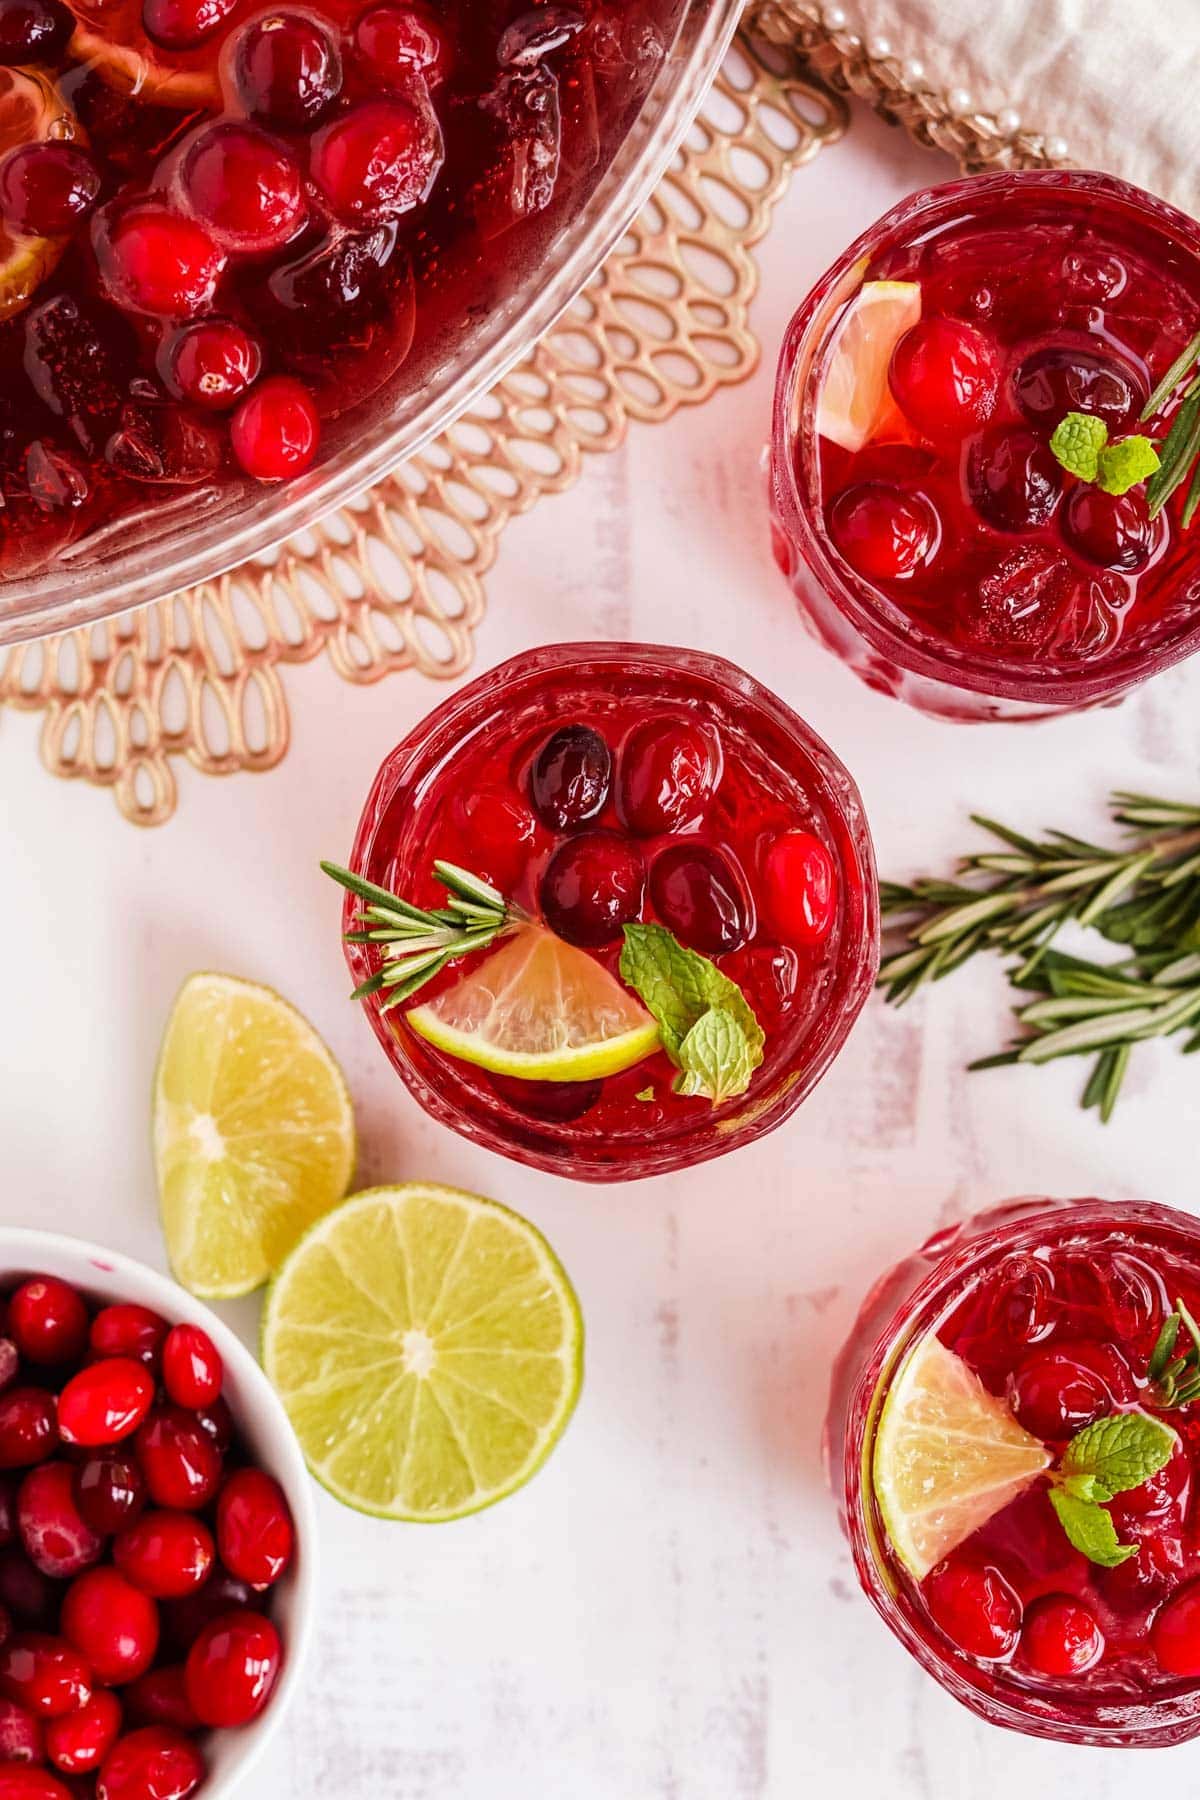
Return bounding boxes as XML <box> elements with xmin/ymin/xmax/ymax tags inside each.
<box><xmin>5</xmin><ymin>96</ymin><xmax>1200</xmax><ymax>1800</ymax></box>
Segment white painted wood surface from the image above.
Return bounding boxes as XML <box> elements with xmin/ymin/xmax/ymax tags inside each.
<box><xmin>5</xmin><ymin>100</ymin><xmax>1200</xmax><ymax>1799</ymax></box>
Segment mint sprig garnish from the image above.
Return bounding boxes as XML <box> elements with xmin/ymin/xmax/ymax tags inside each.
<box><xmin>322</xmin><ymin>859</ymin><xmax>520</xmax><ymax>1008</ymax></box>
<box><xmin>1049</xmin><ymin>412</ymin><xmax>1160</xmax><ymax>497</ymax></box>
<box><xmin>1048</xmin><ymin>1488</ymin><xmax>1137</xmax><ymax>1568</ymax></box>
<box><xmin>619</xmin><ymin>921</ymin><xmax>764</xmax><ymax>1105</ymax></box>
<box><xmin>1047</xmin><ymin>1409</ymin><xmax>1177</xmax><ymax>1566</ymax></box>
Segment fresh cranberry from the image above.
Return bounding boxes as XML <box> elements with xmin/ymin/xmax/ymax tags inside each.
<box><xmin>539</xmin><ymin>831</ymin><xmax>644</xmax><ymax>947</ymax></box>
<box><xmin>617</xmin><ymin>720</ymin><xmax>718</xmax><ymax>837</ymax></box>
<box><xmin>114</xmin><ymin>1514</ymin><xmax>213</xmax><ymax>1602</ymax></box>
<box><xmin>133</xmin><ymin>1414</ymin><xmax>220</xmax><ymax>1517</ymax></box>
<box><xmin>0</xmin><ymin>146</ymin><xmax>101</xmax><ymax>240</ymax></box>
<box><xmin>229</xmin><ymin>376</ymin><xmax>319</xmax><ymax>480</ymax></box>
<box><xmin>924</xmin><ymin>1555</ymin><xmax>1022</xmax><ymax>1660</ymax></box>
<box><xmin>1020</xmin><ymin>1594</ymin><xmax>1104</xmax><ymax>1676</ymax></box>
<box><xmin>142</xmin><ymin>0</ymin><xmax>235</xmax><ymax>48</ymax></box>
<box><xmin>0</xmin><ymin>1484</ymin><xmax>14</xmax><ymax>1551</ymax></box>
<box><xmin>529</xmin><ymin>725</ymin><xmax>612</xmax><ymax>831</ymax></box>
<box><xmin>44</xmin><ymin>1687</ymin><xmax>121</xmax><ymax>1775</ymax></box>
<box><xmin>1061</xmin><ymin>484</ymin><xmax>1154</xmax><ymax>572</ymax></box>
<box><xmin>60</xmin><ymin>1568</ymin><xmax>158</xmax><ymax>1686</ymax></box>
<box><xmin>451</xmin><ymin>788</ymin><xmax>540</xmax><ymax>893</ymax></box>
<box><xmin>7</xmin><ymin>1283</ymin><xmax>87</xmax><ymax>1371</ymax></box>
<box><xmin>178</xmin><ymin>121</ymin><xmax>305</xmax><ymax>254</ymax></box>
<box><xmin>828</xmin><ymin>483</ymin><xmax>939</xmax><ymax>581</ymax></box>
<box><xmin>1152</xmin><ymin>1581</ymin><xmax>1200</xmax><ymax>1676</ymax></box>
<box><xmin>58</xmin><ymin>1362</ymin><xmax>154</xmax><ymax>1450</ymax></box>
<box><xmin>762</xmin><ymin>831</ymin><xmax>837</xmax><ymax>948</ymax></box>
<box><xmin>0</xmin><ymin>1637</ymin><xmax>91</xmax><ymax>1719</ymax></box>
<box><xmin>1008</xmin><ymin>1342</ymin><xmax>1118</xmax><ymax>1440</ymax></box>
<box><xmin>88</xmin><ymin>1311</ymin><xmax>167</xmax><ymax>1373</ymax></box>
<box><xmin>122</xmin><ymin>1668</ymin><xmax>198</xmax><ymax>1734</ymax></box>
<box><xmin>190</xmin><ymin>1400</ymin><xmax>232</xmax><ymax>1456</ymax></box>
<box><xmin>230</xmin><ymin>11</ymin><xmax>342</xmax><ymax>127</ymax></box>
<box><xmin>1102</xmin><ymin>1528</ymin><xmax>1183</xmax><ymax>1610</ymax></box>
<box><xmin>73</xmin><ymin>1458</ymin><xmax>145</xmax><ymax>1537</ymax></box>
<box><xmin>97</xmin><ymin>1727</ymin><xmax>205</xmax><ymax>1800</ymax></box>
<box><xmin>160</xmin><ymin>1571</ymin><xmax>252</xmax><ymax>1655</ymax></box>
<box><xmin>0</xmin><ymin>1697</ymin><xmax>42</xmax><ymax>1764</ymax></box>
<box><xmin>96</xmin><ymin>205</ymin><xmax>226</xmax><ymax>320</ymax></box>
<box><xmin>650</xmin><ymin>844</ymin><xmax>751</xmax><ymax>955</ymax></box>
<box><xmin>0</xmin><ymin>1395</ymin><xmax>57</xmax><ymax>1472</ymax></box>
<box><xmin>158</xmin><ymin>319</ymin><xmax>260</xmax><ymax>412</ymax></box>
<box><xmin>1014</xmin><ymin>344</ymin><xmax>1143</xmax><ymax>430</ymax></box>
<box><xmin>488</xmin><ymin>1075</ymin><xmax>602</xmax><ymax>1123</ymax></box>
<box><xmin>184</xmin><ymin>1610</ymin><xmax>280</xmax><ymax>1728</ymax></box>
<box><xmin>159</xmin><ymin>1329</ymin><xmax>221</xmax><ymax>1414</ymax></box>
<box><xmin>0</xmin><ymin>1557</ymin><xmax>54</xmax><ymax>1632</ymax></box>
<box><xmin>17</xmin><ymin>1466</ymin><xmax>101</xmax><ymax>1580</ymax></box>
<box><xmin>215</xmin><ymin>1470</ymin><xmax>293</xmax><ymax>1591</ymax></box>
<box><xmin>1109</xmin><ymin>1443</ymin><xmax>1191</xmax><ymax>1531</ymax></box>
<box><xmin>967</xmin><ymin>425</ymin><xmax>1063</xmax><ymax>533</ymax></box>
<box><xmin>310</xmin><ymin>97</ymin><xmax>441</xmax><ymax>221</ymax></box>
<box><xmin>0</xmin><ymin>1355</ymin><xmax>15</xmax><ymax>1404</ymax></box>
<box><xmin>0</xmin><ymin>0</ymin><xmax>72</xmax><ymax>61</ymax></box>
<box><xmin>889</xmin><ymin>316</ymin><xmax>1001</xmax><ymax>438</ymax></box>
<box><xmin>354</xmin><ymin>4</ymin><xmax>450</xmax><ymax>88</ymax></box>
<box><xmin>0</xmin><ymin>1767</ymin><xmax>71</xmax><ymax>1800</ymax></box>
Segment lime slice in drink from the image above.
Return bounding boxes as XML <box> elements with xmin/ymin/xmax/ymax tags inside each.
<box><xmin>154</xmin><ymin>973</ymin><xmax>355</xmax><ymax>1299</ymax></box>
<box><xmin>872</xmin><ymin>1333</ymin><xmax>1051</xmax><ymax>1579</ymax></box>
<box><xmin>262</xmin><ymin>1183</ymin><xmax>584</xmax><ymax>1521</ymax></box>
<box><xmin>817</xmin><ymin>278</ymin><xmax>921</xmax><ymax>453</ymax></box>
<box><xmin>406</xmin><ymin>924</ymin><xmax>659</xmax><ymax>1081</ymax></box>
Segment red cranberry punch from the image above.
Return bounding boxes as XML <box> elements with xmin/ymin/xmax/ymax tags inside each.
<box><xmin>323</xmin><ymin>642</ymin><xmax>879</xmax><ymax>1180</ymax></box>
<box><xmin>828</xmin><ymin>1197</ymin><xmax>1200</xmax><ymax>1745</ymax></box>
<box><xmin>770</xmin><ymin>171</ymin><xmax>1200</xmax><ymax>719</ymax></box>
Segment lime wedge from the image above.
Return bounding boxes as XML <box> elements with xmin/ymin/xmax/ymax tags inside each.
<box><xmin>872</xmin><ymin>1334</ymin><xmax>1051</xmax><ymax>1579</ymax></box>
<box><xmin>406</xmin><ymin>925</ymin><xmax>659</xmax><ymax>1081</ymax></box>
<box><xmin>262</xmin><ymin>1183</ymin><xmax>583</xmax><ymax>1521</ymax></box>
<box><xmin>817</xmin><ymin>278</ymin><xmax>921</xmax><ymax>453</ymax></box>
<box><xmin>154</xmin><ymin>973</ymin><xmax>355</xmax><ymax>1299</ymax></box>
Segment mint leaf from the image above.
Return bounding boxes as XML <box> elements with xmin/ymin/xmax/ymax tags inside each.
<box><xmin>635</xmin><ymin>1086</ymin><xmax>654</xmax><ymax>1103</ymax></box>
<box><xmin>1061</xmin><ymin>1410</ymin><xmax>1177</xmax><ymax>1501</ymax></box>
<box><xmin>674</xmin><ymin>1005</ymin><xmax>756</xmax><ymax>1104</ymax></box>
<box><xmin>1095</xmin><ymin>435</ymin><xmax>1161</xmax><ymax>496</ymax></box>
<box><xmin>1049</xmin><ymin>1488</ymin><xmax>1137</xmax><ymax>1567</ymax></box>
<box><xmin>620</xmin><ymin>923</ymin><xmax>764</xmax><ymax>1070</ymax></box>
<box><xmin>1050</xmin><ymin>411</ymin><xmax>1108</xmax><ymax>481</ymax></box>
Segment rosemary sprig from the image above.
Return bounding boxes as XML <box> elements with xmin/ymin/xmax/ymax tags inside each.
<box><xmin>1142</xmin><ymin>327</ymin><xmax>1200</xmax><ymax>523</ymax></box>
<box><xmin>321</xmin><ymin>860</ymin><xmax>522</xmax><ymax>1008</ymax></box>
<box><xmin>1148</xmin><ymin>1300</ymin><xmax>1200</xmax><ymax>1409</ymax></box>
<box><xmin>879</xmin><ymin>791</ymin><xmax>1200</xmax><ymax>1117</ymax></box>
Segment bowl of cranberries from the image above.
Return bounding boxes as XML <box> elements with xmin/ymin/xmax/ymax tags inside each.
<box><xmin>0</xmin><ymin>1228</ymin><xmax>316</xmax><ymax>1799</ymax></box>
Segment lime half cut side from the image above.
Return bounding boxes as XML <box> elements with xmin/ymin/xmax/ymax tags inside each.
<box><xmin>871</xmin><ymin>1333</ymin><xmax>1051</xmax><ymax>1579</ymax></box>
<box><xmin>262</xmin><ymin>1183</ymin><xmax>583</xmax><ymax>1521</ymax></box>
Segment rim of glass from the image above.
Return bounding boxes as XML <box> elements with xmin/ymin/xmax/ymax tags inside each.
<box><xmin>0</xmin><ymin>0</ymin><xmax>742</xmax><ymax>650</ymax></box>
<box><xmin>773</xmin><ymin>168</ymin><xmax>1200</xmax><ymax>709</ymax></box>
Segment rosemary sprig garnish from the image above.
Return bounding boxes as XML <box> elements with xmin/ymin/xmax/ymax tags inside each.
<box><xmin>321</xmin><ymin>860</ymin><xmax>523</xmax><ymax>1008</ymax></box>
<box><xmin>879</xmin><ymin>791</ymin><xmax>1200</xmax><ymax>1118</ymax></box>
<box><xmin>1148</xmin><ymin>1300</ymin><xmax>1200</xmax><ymax>1409</ymax></box>
<box><xmin>1142</xmin><ymin>327</ymin><xmax>1200</xmax><ymax>523</ymax></box>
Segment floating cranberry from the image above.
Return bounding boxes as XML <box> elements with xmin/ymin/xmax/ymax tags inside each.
<box><xmin>142</xmin><ymin>0</ymin><xmax>235</xmax><ymax>48</ymax></box>
<box><xmin>0</xmin><ymin>1766</ymin><xmax>71</xmax><ymax>1800</ymax></box>
<box><xmin>1008</xmin><ymin>1342</ymin><xmax>1115</xmax><ymax>1440</ymax></box>
<box><xmin>73</xmin><ymin>1457</ymin><xmax>145</xmax><ymax>1537</ymax></box>
<box><xmin>230</xmin><ymin>11</ymin><xmax>342</xmax><ymax>127</ymax></box>
<box><xmin>354</xmin><ymin>4</ymin><xmax>449</xmax><ymax>88</ymax></box>
<box><xmin>0</xmin><ymin>1556</ymin><xmax>54</xmax><ymax>1632</ymax></box>
<box><xmin>1103</xmin><ymin>1529</ymin><xmax>1183</xmax><ymax>1611</ymax></box>
<box><xmin>17</xmin><ymin>1466</ymin><xmax>102</xmax><ymax>1580</ymax></box>
<box><xmin>924</xmin><ymin>1555</ymin><xmax>1022</xmax><ymax>1660</ymax></box>
<box><xmin>97</xmin><ymin>1726</ymin><xmax>205</xmax><ymax>1800</ymax></box>
<box><xmin>488</xmin><ymin>1075</ymin><xmax>602</xmax><ymax>1123</ymax></box>
<box><xmin>133</xmin><ymin>1413</ymin><xmax>220</xmax><ymax>1516</ymax></box>
<box><xmin>539</xmin><ymin>831</ymin><xmax>644</xmax><ymax>948</ymax></box>
<box><xmin>7</xmin><ymin>1283</ymin><xmax>87</xmax><ymax>1371</ymax></box>
<box><xmin>763</xmin><ymin>831</ymin><xmax>837</xmax><ymax>948</ymax></box>
<box><xmin>123</xmin><ymin>1667</ymin><xmax>198</xmax><ymax>1733</ymax></box>
<box><xmin>159</xmin><ymin>319</ymin><xmax>261</xmax><ymax>412</ymax></box>
<box><xmin>889</xmin><ymin>316</ymin><xmax>1000</xmax><ymax>438</ymax></box>
<box><xmin>1061</xmin><ymin>484</ymin><xmax>1154</xmax><ymax>572</ymax></box>
<box><xmin>1019</xmin><ymin>1594</ymin><xmax>1104</xmax><ymax>1676</ymax></box>
<box><xmin>88</xmin><ymin>1310</ymin><xmax>167</xmax><ymax>1373</ymax></box>
<box><xmin>1109</xmin><ymin>1443</ymin><xmax>1190</xmax><ymax>1531</ymax></box>
<box><xmin>0</xmin><ymin>146</ymin><xmax>101</xmax><ymax>240</ymax></box>
<box><xmin>44</xmin><ymin>1686</ymin><xmax>121</xmax><ymax>1775</ymax></box>
<box><xmin>617</xmin><ymin>719</ymin><xmax>718</xmax><ymax>836</ymax></box>
<box><xmin>650</xmin><ymin>844</ymin><xmax>751</xmax><ymax>955</ymax></box>
<box><xmin>0</xmin><ymin>1395</ymin><xmax>57</xmax><ymax>1472</ymax></box>
<box><xmin>178</xmin><ymin>121</ymin><xmax>305</xmax><ymax>255</ymax></box>
<box><xmin>529</xmin><ymin>725</ymin><xmax>612</xmax><ymax>831</ymax></box>
<box><xmin>1152</xmin><ymin>1581</ymin><xmax>1200</xmax><ymax>1676</ymax></box>
<box><xmin>184</xmin><ymin>1610</ymin><xmax>280</xmax><ymax>1728</ymax></box>
<box><xmin>828</xmin><ymin>482</ymin><xmax>939</xmax><ymax>581</ymax></box>
<box><xmin>96</xmin><ymin>204</ymin><xmax>226</xmax><ymax>320</ymax></box>
<box><xmin>114</xmin><ymin>1514</ymin><xmax>214</xmax><ymax>1602</ymax></box>
<box><xmin>0</xmin><ymin>1636</ymin><xmax>92</xmax><ymax>1719</ymax></box>
<box><xmin>61</xmin><ymin>1568</ymin><xmax>158</xmax><ymax>1686</ymax></box>
<box><xmin>0</xmin><ymin>0</ymin><xmax>72</xmax><ymax>61</ymax></box>
<box><xmin>190</xmin><ymin>1399</ymin><xmax>232</xmax><ymax>1456</ymax></box>
<box><xmin>216</xmin><ymin>1471</ymin><xmax>293</xmax><ymax>1592</ymax></box>
<box><xmin>0</xmin><ymin>1696</ymin><xmax>43</xmax><ymax>1764</ymax></box>
<box><xmin>160</xmin><ymin>1328</ymin><xmax>221</xmax><ymax>1413</ymax></box>
<box><xmin>229</xmin><ymin>376</ymin><xmax>319</xmax><ymax>480</ymax></box>
<box><xmin>452</xmin><ymin>788</ymin><xmax>540</xmax><ymax>893</ymax></box>
<box><xmin>161</xmin><ymin>1571</ymin><xmax>252</xmax><ymax>1655</ymax></box>
<box><xmin>1014</xmin><ymin>344</ymin><xmax>1143</xmax><ymax>430</ymax></box>
<box><xmin>58</xmin><ymin>1361</ymin><xmax>154</xmax><ymax>1450</ymax></box>
<box><xmin>310</xmin><ymin>97</ymin><xmax>442</xmax><ymax>221</ymax></box>
<box><xmin>967</xmin><ymin>425</ymin><xmax>1063</xmax><ymax>532</ymax></box>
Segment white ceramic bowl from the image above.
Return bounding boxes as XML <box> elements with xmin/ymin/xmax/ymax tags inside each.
<box><xmin>0</xmin><ymin>1228</ymin><xmax>317</xmax><ymax>1799</ymax></box>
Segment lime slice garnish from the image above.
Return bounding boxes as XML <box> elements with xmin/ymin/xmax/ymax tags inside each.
<box><xmin>872</xmin><ymin>1333</ymin><xmax>1051</xmax><ymax>1579</ymax></box>
<box><xmin>154</xmin><ymin>973</ymin><xmax>355</xmax><ymax>1299</ymax></box>
<box><xmin>262</xmin><ymin>1182</ymin><xmax>584</xmax><ymax>1521</ymax></box>
<box><xmin>406</xmin><ymin>925</ymin><xmax>660</xmax><ymax>1081</ymax></box>
<box><xmin>817</xmin><ymin>278</ymin><xmax>922</xmax><ymax>453</ymax></box>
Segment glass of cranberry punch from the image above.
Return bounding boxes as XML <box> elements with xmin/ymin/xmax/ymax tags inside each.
<box><xmin>828</xmin><ymin>1196</ymin><xmax>1200</xmax><ymax>1746</ymax></box>
<box><xmin>770</xmin><ymin>171</ymin><xmax>1200</xmax><ymax>720</ymax></box>
<box><xmin>324</xmin><ymin>642</ymin><xmax>879</xmax><ymax>1181</ymax></box>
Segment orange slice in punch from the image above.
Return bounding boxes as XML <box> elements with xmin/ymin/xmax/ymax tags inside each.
<box><xmin>69</xmin><ymin>0</ymin><xmax>222</xmax><ymax>109</ymax></box>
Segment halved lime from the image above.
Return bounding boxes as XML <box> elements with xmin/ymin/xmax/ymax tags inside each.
<box><xmin>872</xmin><ymin>1333</ymin><xmax>1051</xmax><ymax>1578</ymax></box>
<box><xmin>262</xmin><ymin>1183</ymin><xmax>583</xmax><ymax>1521</ymax></box>
<box><xmin>816</xmin><ymin>278</ymin><xmax>921</xmax><ymax>453</ymax></box>
<box><xmin>154</xmin><ymin>973</ymin><xmax>355</xmax><ymax>1299</ymax></box>
<box><xmin>406</xmin><ymin>924</ymin><xmax>659</xmax><ymax>1081</ymax></box>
